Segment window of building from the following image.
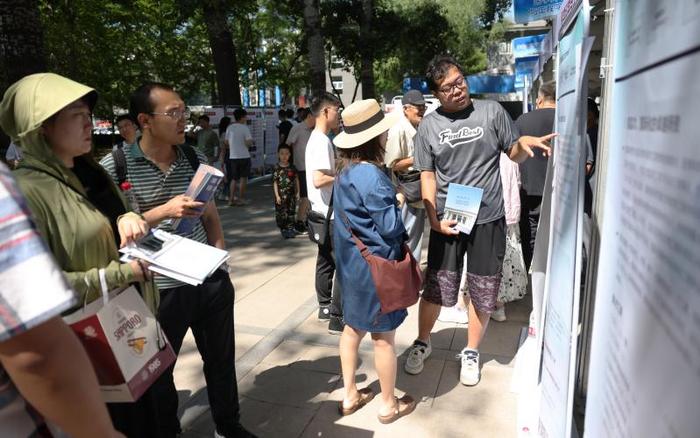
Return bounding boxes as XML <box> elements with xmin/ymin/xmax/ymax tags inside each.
<box><xmin>331</xmin><ymin>55</ymin><xmax>344</xmax><ymax>69</ymax></box>
<box><xmin>331</xmin><ymin>76</ymin><xmax>344</xmax><ymax>90</ymax></box>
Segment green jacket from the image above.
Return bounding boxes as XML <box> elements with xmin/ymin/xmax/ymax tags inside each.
<box><xmin>0</xmin><ymin>73</ymin><xmax>158</xmax><ymax>312</ymax></box>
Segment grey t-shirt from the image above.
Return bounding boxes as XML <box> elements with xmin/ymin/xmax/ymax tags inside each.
<box><xmin>414</xmin><ymin>99</ymin><xmax>519</xmax><ymax>224</ymax></box>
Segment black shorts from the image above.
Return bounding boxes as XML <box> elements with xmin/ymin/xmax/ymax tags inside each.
<box><xmin>422</xmin><ymin>218</ymin><xmax>506</xmax><ymax>313</ymax></box>
<box><xmin>298</xmin><ymin>171</ymin><xmax>308</xmax><ymax>197</ymax></box>
<box><xmin>226</xmin><ymin>158</ymin><xmax>251</xmax><ymax>181</ymax></box>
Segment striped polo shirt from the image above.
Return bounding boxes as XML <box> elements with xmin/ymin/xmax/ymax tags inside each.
<box><xmin>100</xmin><ymin>142</ymin><xmax>209</xmax><ymax>290</ymax></box>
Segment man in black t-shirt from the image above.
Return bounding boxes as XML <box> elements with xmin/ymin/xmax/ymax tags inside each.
<box><xmin>515</xmin><ymin>81</ymin><xmax>556</xmax><ymax>270</ymax></box>
<box><xmin>277</xmin><ymin>109</ymin><xmax>293</xmax><ymax>145</ymax></box>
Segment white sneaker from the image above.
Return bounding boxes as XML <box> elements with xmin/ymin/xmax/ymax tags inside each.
<box><xmin>491</xmin><ymin>306</ymin><xmax>506</xmax><ymax>322</ymax></box>
<box><xmin>438</xmin><ymin>306</ymin><xmax>469</xmax><ymax>324</ymax></box>
<box><xmin>458</xmin><ymin>349</ymin><xmax>481</xmax><ymax>386</ymax></box>
<box><xmin>404</xmin><ymin>341</ymin><xmax>432</xmax><ymax>375</ymax></box>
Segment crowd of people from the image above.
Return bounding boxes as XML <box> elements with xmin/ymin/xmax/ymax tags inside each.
<box><xmin>0</xmin><ymin>53</ymin><xmax>557</xmax><ymax>436</ymax></box>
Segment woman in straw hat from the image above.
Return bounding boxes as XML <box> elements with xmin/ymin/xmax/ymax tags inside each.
<box><xmin>333</xmin><ymin>99</ymin><xmax>417</xmax><ymax>424</ymax></box>
<box><xmin>0</xmin><ymin>73</ymin><xmax>160</xmax><ymax>437</ymax></box>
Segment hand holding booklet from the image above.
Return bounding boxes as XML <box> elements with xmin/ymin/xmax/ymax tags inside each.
<box><xmin>444</xmin><ymin>183</ymin><xmax>483</xmax><ymax>234</ymax></box>
<box><xmin>171</xmin><ymin>163</ymin><xmax>224</xmax><ymax>234</ymax></box>
<box><xmin>120</xmin><ymin>230</ymin><xmax>229</xmax><ymax>286</ymax></box>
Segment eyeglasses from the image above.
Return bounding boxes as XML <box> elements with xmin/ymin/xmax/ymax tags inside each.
<box><xmin>405</xmin><ymin>104</ymin><xmax>426</xmax><ymax>112</ymax></box>
<box><xmin>150</xmin><ymin>108</ymin><xmax>191</xmax><ymax>120</ymax></box>
<box><xmin>438</xmin><ymin>76</ymin><xmax>466</xmax><ymax>96</ymax></box>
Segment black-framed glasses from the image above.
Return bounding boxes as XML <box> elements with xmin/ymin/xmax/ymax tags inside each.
<box><xmin>150</xmin><ymin>108</ymin><xmax>191</xmax><ymax>120</ymax></box>
<box><xmin>438</xmin><ymin>76</ymin><xmax>466</xmax><ymax>95</ymax></box>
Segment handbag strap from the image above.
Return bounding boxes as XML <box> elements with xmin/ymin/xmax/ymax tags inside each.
<box><xmin>20</xmin><ymin>164</ymin><xmax>92</xmax><ymax>203</ymax></box>
<box><xmin>323</xmin><ymin>186</ymin><xmax>334</xmax><ymax>226</ymax></box>
<box><xmin>333</xmin><ymin>181</ymin><xmax>371</xmax><ymax>258</ymax></box>
<box><xmin>98</xmin><ymin>268</ymin><xmax>110</xmax><ymax>305</ymax></box>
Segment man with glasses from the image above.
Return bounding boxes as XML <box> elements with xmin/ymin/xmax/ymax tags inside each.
<box><xmin>405</xmin><ymin>55</ymin><xmax>554</xmax><ymax>387</ymax></box>
<box><xmin>100</xmin><ymin>83</ymin><xmax>255</xmax><ymax>438</ymax></box>
<box><xmin>385</xmin><ymin>89</ymin><xmax>427</xmax><ymax>262</ymax></box>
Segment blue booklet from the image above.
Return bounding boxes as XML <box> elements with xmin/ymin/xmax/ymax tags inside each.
<box><xmin>171</xmin><ymin>164</ymin><xmax>224</xmax><ymax>234</ymax></box>
<box><xmin>444</xmin><ymin>183</ymin><xmax>484</xmax><ymax>234</ymax></box>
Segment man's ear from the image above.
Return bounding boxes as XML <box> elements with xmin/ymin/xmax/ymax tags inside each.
<box><xmin>137</xmin><ymin>113</ymin><xmax>149</xmax><ymax>130</ymax></box>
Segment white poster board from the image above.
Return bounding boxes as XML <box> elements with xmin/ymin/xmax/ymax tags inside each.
<box><xmin>584</xmin><ymin>1</ymin><xmax>700</xmax><ymax>437</ymax></box>
<box><xmin>263</xmin><ymin>108</ymin><xmax>280</xmax><ymax>167</ymax></box>
<box><xmin>245</xmin><ymin>108</ymin><xmax>266</xmax><ymax>171</ymax></box>
<box><xmin>536</xmin><ymin>4</ymin><xmax>592</xmax><ymax>437</ymax></box>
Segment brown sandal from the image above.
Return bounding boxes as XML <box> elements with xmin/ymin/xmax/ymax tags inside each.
<box><xmin>377</xmin><ymin>395</ymin><xmax>417</xmax><ymax>424</ymax></box>
<box><xmin>338</xmin><ymin>387</ymin><xmax>375</xmax><ymax>416</ymax></box>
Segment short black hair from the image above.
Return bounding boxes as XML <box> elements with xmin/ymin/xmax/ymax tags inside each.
<box><xmin>277</xmin><ymin>143</ymin><xmax>292</xmax><ymax>153</ymax></box>
<box><xmin>296</xmin><ymin>107</ymin><xmax>310</xmax><ymax>120</ymax></box>
<box><xmin>538</xmin><ymin>81</ymin><xmax>556</xmax><ymax>102</ymax></box>
<box><xmin>198</xmin><ymin>114</ymin><xmax>210</xmax><ymax>122</ymax></box>
<box><xmin>116</xmin><ymin>114</ymin><xmax>135</xmax><ymax>125</ymax></box>
<box><xmin>278</xmin><ymin>109</ymin><xmax>287</xmax><ymax>118</ymax></box>
<box><xmin>288</xmin><ymin>108</ymin><xmax>296</xmax><ymax>118</ymax></box>
<box><xmin>233</xmin><ymin>108</ymin><xmax>247</xmax><ymax>121</ymax></box>
<box><xmin>426</xmin><ymin>55</ymin><xmax>465</xmax><ymax>92</ymax></box>
<box><xmin>310</xmin><ymin>92</ymin><xmax>341</xmax><ymax>117</ymax></box>
<box><xmin>129</xmin><ymin>82</ymin><xmax>176</xmax><ymax>128</ymax></box>
<box><xmin>218</xmin><ymin>116</ymin><xmax>231</xmax><ymax>135</ymax></box>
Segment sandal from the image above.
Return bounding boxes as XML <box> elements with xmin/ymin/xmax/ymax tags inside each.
<box><xmin>338</xmin><ymin>387</ymin><xmax>375</xmax><ymax>416</ymax></box>
<box><xmin>377</xmin><ymin>395</ymin><xmax>417</xmax><ymax>424</ymax></box>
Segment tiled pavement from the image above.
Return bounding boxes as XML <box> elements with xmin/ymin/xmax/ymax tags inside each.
<box><xmin>174</xmin><ymin>178</ymin><xmax>530</xmax><ymax>438</ymax></box>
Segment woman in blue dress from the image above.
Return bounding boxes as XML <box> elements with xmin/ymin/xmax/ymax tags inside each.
<box><xmin>332</xmin><ymin>99</ymin><xmax>417</xmax><ymax>424</ymax></box>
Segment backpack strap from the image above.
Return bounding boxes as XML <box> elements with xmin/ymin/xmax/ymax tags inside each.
<box><xmin>179</xmin><ymin>144</ymin><xmax>200</xmax><ymax>173</ymax></box>
<box><xmin>112</xmin><ymin>147</ymin><xmax>128</xmax><ymax>185</ymax></box>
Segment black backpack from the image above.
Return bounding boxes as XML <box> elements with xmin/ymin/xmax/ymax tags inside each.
<box><xmin>112</xmin><ymin>144</ymin><xmax>200</xmax><ymax>185</ymax></box>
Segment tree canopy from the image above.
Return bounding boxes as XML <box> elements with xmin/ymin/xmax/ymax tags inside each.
<box><xmin>1</xmin><ymin>0</ymin><xmax>512</xmax><ymax>116</ymax></box>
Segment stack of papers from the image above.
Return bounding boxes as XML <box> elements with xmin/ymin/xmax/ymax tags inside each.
<box><xmin>444</xmin><ymin>183</ymin><xmax>484</xmax><ymax>235</ymax></box>
<box><xmin>120</xmin><ymin>230</ymin><xmax>229</xmax><ymax>286</ymax></box>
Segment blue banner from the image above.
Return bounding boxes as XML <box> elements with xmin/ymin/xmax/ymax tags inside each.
<box><xmin>274</xmin><ymin>86</ymin><xmax>282</xmax><ymax>107</ymax></box>
<box><xmin>514</xmin><ymin>0</ymin><xmax>562</xmax><ymax>24</ymax></box>
<box><xmin>466</xmin><ymin>75</ymin><xmax>515</xmax><ymax>94</ymax></box>
<box><xmin>512</xmin><ymin>34</ymin><xmax>547</xmax><ymax>58</ymax></box>
<box><xmin>514</xmin><ymin>56</ymin><xmax>539</xmax><ymax>89</ymax></box>
<box><xmin>402</xmin><ymin>77</ymin><xmax>430</xmax><ymax>94</ymax></box>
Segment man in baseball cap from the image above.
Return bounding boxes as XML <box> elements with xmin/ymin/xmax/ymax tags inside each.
<box><xmin>385</xmin><ymin>89</ymin><xmax>427</xmax><ymax>264</ymax></box>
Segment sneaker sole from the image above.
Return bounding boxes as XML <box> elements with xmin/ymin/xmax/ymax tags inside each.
<box><xmin>404</xmin><ymin>363</ymin><xmax>424</xmax><ymax>375</ymax></box>
<box><xmin>460</xmin><ymin>373</ymin><xmax>481</xmax><ymax>386</ymax></box>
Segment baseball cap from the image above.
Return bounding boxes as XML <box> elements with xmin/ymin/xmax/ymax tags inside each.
<box><xmin>401</xmin><ymin>89</ymin><xmax>425</xmax><ymax>106</ymax></box>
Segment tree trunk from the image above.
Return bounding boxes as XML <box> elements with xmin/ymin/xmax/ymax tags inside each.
<box><xmin>359</xmin><ymin>0</ymin><xmax>375</xmax><ymax>99</ymax></box>
<box><xmin>201</xmin><ymin>0</ymin><xmax>242</xmax><ymax>107</ymax></box>
<box><xmin>0</xmin><ymin>0</ymin><xmax>47</xmax><ymax>92</ymax></box>
<box><xmin>303</xmin><ymin>0</ymin><xmax>326</xmax><ymax>97</ymax></box>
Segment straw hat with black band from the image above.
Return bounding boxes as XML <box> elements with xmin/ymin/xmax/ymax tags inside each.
<box><xmin>333</xmin><ymin>99</ymin><xmax>401</xmax><ymax>150</ymax></box>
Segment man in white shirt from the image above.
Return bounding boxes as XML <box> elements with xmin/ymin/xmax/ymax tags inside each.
<box><xmin>221</xmin><ymin>108</ymin><xmax>254</xmax><ymax>205</ymax></box>
<box><xmin>287</xmin><ymin>108</ymin><xmax>315</xmax><ymax>226</ymax></box>
<box><xmin>305</xmin><ymin>92</ymin><xmax>343</xmax><ymax>334</ymax></box>
<box><xmin>384</xmin><ymin>89</ymin><xmax>426</xmax><ymax>262</ymax></box>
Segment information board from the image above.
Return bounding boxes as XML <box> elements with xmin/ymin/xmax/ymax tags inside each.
<box><xmin>584</xmin><ymin>1</ymin><xmax>700</xmax><ymax>436</ymax></box>
<box><xmin>537</xmin><ymin>4</ymin><xmax>591</xmax><ymax>437</ymax></box>
<box><xmin>263</xmin><ymin>108</ymin><xmax>280</xmax><ymax>167</ymax></box>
